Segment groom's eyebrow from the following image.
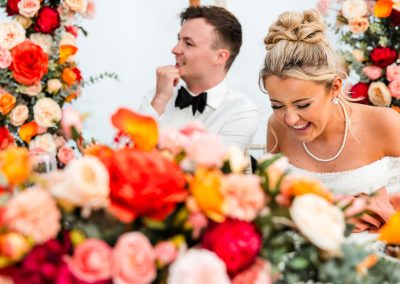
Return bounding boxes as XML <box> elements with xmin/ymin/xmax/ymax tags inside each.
<box><xmin>270</xmin><ymin>98</ymin><xmax>311</xmax><ymax>104</ymax></box>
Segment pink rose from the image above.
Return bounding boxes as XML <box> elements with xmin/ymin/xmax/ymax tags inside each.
<box><xmin>362</xmin><ymin>66</ymin><xmax>382</xmax><ymax>80</ymax></box>
<box><xmin>61</xmin><ymin>106</ymin><xmax>82</xmax><ymax>139</ymax></box>
<box><xmin>112</xmin><ymin>232</ymin><xmax>156</xmax><ymax>284</ymax></box>
<box><xmin>64</xmin><ymin>239</ymin><xmax>112</xmax><ymax>282</ymax></box>
<box><xmin>17</xmin><ymin>0</ymin><xmax>40</xmax><ymax>18</ymax></box>
<box><xmin>0</xmin><ymin>47</ymin><xmax>12</xmax><ymax>68</ymax></box>
<box><xmin>386</xmin><ymin>64</ymin><xmax>400</xmax><ymax>82</ymax></box>
<box><xmin>154</xmin><ymin>241</ymin><xmax>177</xmax><ymax>266</ymax></box>
<box><xmin>185</xmin><ymin>132</ymin><xmax>226</xmax><ymax>167</ymax></box>
<box><xmin>57</xmin><ymin>145</ymin><xmax>75</xmax><ymax>165</ymax></box>
<box><xmin>9</xmin><ymin>104</ymin><xmax>28</xmax><ymax>126</ymax></box>
<box><xmin>389</xmin><ymin>80</ymin><xmax>400</xmax><ymax>99</ymax></box>
<box><xmin>232</xmin><ymin>258</ymin><xmax>273</xmax><ymax>284</ymax></box>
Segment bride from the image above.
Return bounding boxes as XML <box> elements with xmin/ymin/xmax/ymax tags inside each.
<box><xmin>260</xmin><ymin>9</ymin><xmax>400</xmax><ymax>227</ymax></box>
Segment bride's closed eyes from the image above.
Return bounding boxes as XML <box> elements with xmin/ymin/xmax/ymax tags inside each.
<box><xmin>271</xmin><ymin>103</ymin><xmax>311</xmax><ymax>110</ymax></box>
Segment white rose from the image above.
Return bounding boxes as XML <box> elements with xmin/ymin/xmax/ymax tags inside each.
<box><xmin>29</xmin><ymin>33</ymin><xmax>53</xmax><ymax>54</ymax></box>
<box><xmin>59</xmin><ymin>32</ymin><xmax>77</xmax><ymax>47</ymax></box>
<box><xmin>290</xmin><ymin>194</ymin><xmax>345</xmax><ymax>256</ymax></box>
<box><xmin>29</xmin><ymin>133</ymin><xmax>57</xmax><ymax>154</ymax></box>
<box><xmin>9</xmin><ymin>104</ymin><xmax>29</xmax><ymax>126</ymax></box>
<box><xmin>47</xmin><ymin>79</ymin><xmax>62</xmax><ymax>94</ymax></box>
<box><xmin>368</xmin><ymin>82</ymin><xmax>392</xmax><ymax>107</ymax></box>
<box><xmin>63</xmin><ymin>0</ymin><xmax>88</xmax><ymax>14</ymax></box>
<box><xmin>226</xmin><ymin>146</ymin><xmax>249</xmax><ymax>173</ymax></box>
<box><xmin>0</xmin><ymin>21</ymin><xmax>26</xmax><ymax>50</ymax></box>
<box><xmin>18</xmin><ymin>0</ymin><xmax>41</xmax><ymax>18</ymax></box>
<box><xmin>20</xmin><ymin>82</ymin><xmax>42</xmax><ymax>97</ymax></box>
<box><xmin>33</xmin><ymin>97</ymin><xmax>62</xmax><ymax>128</ymax></box>
<box><xmin>49</xmin><ymin>156</ymin><xmax>110</xmax><ymax>216</ymax></box>
<box><xmin>167</xmin><ymin>249</ymin><xmax>230</xmax><ymax>284</ymax></box>
<box><xmin>342</xmin><ymin>0</ymin><xmax>368</xmax><ymax>20</ymax></box>
<box><xmin>351</xmin><ymin>49</ymin><xmax>365</xmax><ymax>62</ymax></box>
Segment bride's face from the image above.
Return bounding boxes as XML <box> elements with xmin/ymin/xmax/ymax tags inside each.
<box><xmin>264</xmin><ymin>75</ymin><xmax>341</xmax><ymax>143</ymax></box>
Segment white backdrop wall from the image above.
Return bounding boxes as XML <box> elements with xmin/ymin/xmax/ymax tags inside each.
<box><xmin>2</xmin><ymin>0</ymin><xmax>319</xmax><ymax>144</ymax></box>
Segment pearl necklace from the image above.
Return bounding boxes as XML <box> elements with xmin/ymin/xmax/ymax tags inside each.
<box><xmin>302</xmin><ymin>99</ymin><xmax>348</xmax><ymax>162</ymax></box>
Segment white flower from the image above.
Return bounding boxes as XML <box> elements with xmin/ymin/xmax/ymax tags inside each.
<box><xmin>60</xmin><ymin>32</ymin><xmax>77</xmax><ymax>47</ymax></box>
<box><xmin>9</xmin><ymin>104</ymin><xmax>29</xmax><ymax>126</ymax></box>
<box><xmin>341</xmin><ymin>0</ymin><xmax>368</xmax><ymax>20</ymax></box>
<box><xmin>30</xmin><ymin>33</ymin><xmax>53</xmax><ymax>54</ymax></box>
<box><xmin>49</xmin><ymin>156</ymin><xmax>110</xmax><ymax>217</ymax></box>
<box><xmin>20</xmin><ymin>82</ymin><xmax>42</xmax><ymax>97</ymax></box>
<box><xmin>0</xmin><ymin>21</ymin><xmax>26</xmax><ymax>50</ymax></box>
<box><xmin>63</xmin><ymin>0</ymin><xmax>88</xmax><ymax>14</ymax></box>
<box><xmin>290</xmin><ymin>194</ymin><xmax>345</xmax><ymax>256</ymax></box>
<box><xmin>18</xmin><ymin>0</ymin><xmax>41</xmax><ymax>18</ymax></box>
<box><xmin>29</xmin><ymin>133</ymin><xmax>57</xmax><ymax>154</ymax></box>
<box><xmin>47</xmin><ymin>79</ymin><xmax>62</xmax><ymax>94</ymax></box>
<box><xmin>167</xmin><ymin>249</ymin><xmax>230</xmax><ymax>284</ymax></box>
<box><xmin>368</xmin><ymin>82</ymin><xmax>392</xmax><ymax>107</ymax></box>
<box><xmin>226</xmin><ymin>146</ymin><xmax>249</xmax><ymax>173</ymax></box>
<box><xmin>33</xmin><ymin>97</ymin><xmax>62</xmax><ymax>128</ymax></box>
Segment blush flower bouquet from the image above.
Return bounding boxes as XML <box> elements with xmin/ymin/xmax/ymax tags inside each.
<box><xmin>317</xmin><ymin>0</ymin><xmax>400</xmax><ymax>111</ymax></box>
<box><xmin>0</xmin><ymin>109</ymin><xmax>399</xmax><ymax>283</ymax></box>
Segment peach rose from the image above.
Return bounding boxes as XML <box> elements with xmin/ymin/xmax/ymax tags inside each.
<box><xmin>386</xmin><ymin>64</ymin><xmax>400</xmax><ymax>82</ymax></box>
<box><xmin>64</xmin><ymin>239</ymin><xmax>112</xmax><ymax>282</ymax></box>
<box><xmin>64</xmin><ymin>0</ymin><xmax>87</xmax><ymax>14</ymax></box>
<box><xmin>342</xmin><ymin>0</ymin><xmax>368</xmax><ymax>19</ymax></box>
<box><xmin>0</xmin><ymin>232</ymin><xmax>31</xmax><ymax>261</ymax></box>
<box><xmin>15</xmin><ymin>15</ymin><xmax>32</xmax><ymax>29</ymax></box>
<box><xmin>9</xmin><ymin>104</ymin><xmax>29</xmax><ymax>126</ymax></box>
<box><xmin>368</xmin><ymin>81</ymin><xmax>392</xmax><ymax>106</ymax></box>
<box><xmin>232</xmin><ymin>258</ymin><xmax>272</xmax><ymax>284</ymax></box>
<box><xmin>33</xmin><ymin>97</ymin><xmax>62</xmax><ymax>128</ymax></box>
<box><xmin>57</xmin><ymin>145</ymin><xmax>75</xmax><ymax>165</ymax></box>
<box><xmin>0</xmin><ymin>47</ymin><xmax>12</xmax><ymax>68</ymax></box>
<box><xmin>348</xmin><ymin>17</ymin><xmax>369</xmax><ymax>33</ymax></box>
<box><xmin>47</xmin><ymin>78</ymin><xmax>62</xmax><ymax>94</ymax></box>
<box><xmin>112</xmin><ymin>232</ymin><xmax>156</xmax><ymax>284</ymax></box>
<box><xmin>29</xmin><ymin>33</ymin><xmax>53</xmax><ymax>54</ymax></box>
<box><xmin>389</xmin><ymin>80</ymin><xmax>400</xmax><ymax>99</ymax></box>
<box><xmin>362</xmin><ymin>65</ymin><xmax>382</xmax><ymax>80</ymax></box>
<box><xmin>29</xmin><ymin>133</ymin><xmax>57</xmax><ymax>153</ymax></box>
<box><xmin>18</xmin><ymin>0</ymin><xmax>40</xmax><ymax>18</ymax></box>
<box><xmin>20</xmin><ymin>81</ymin><xmax>42</xmax><ymax>96</ymax></box>
<box><xmin>351</xmin><ymin>49</ymin><xmax>366</xmax><ymax>62</ymax></box>
<box><xmin>0</xmin><ymin>92</ymin><xmax>16</xmax><ymax>115</ymax></box>
<box><xmin>2</xmin><ymin>187</ymin><xmax>61</xmax><ymax>244</ymax></box>
<box><xmin>185</xmin><ymin>132</ymin><xmax>226</xmax><ymax>167</ymax></box>
<box><xmin>0</xmin><ymin>21</ymin><xmax>26</xmax><ymax>50</ymax></box>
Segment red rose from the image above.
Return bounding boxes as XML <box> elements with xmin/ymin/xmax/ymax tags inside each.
<box><xmin>370</xmin><ymin>47</ymin><xmax>398</xmax><ymax>68</ymax></box>
<box><xmin>104</xmin><ymin>148</ymin><xmax>187</xmax><ymax>223</ymax></box>
<box><xmin>391</xmin><ymin>9</ymin><xmax>400</xmax><ymax>27</ymax></box>
<box><xmin>10</xmin><ymin>40</ymin><xmax>48</xmax><ymax>85</ymax></box>
<box><xmin>65</xmin><ymin>25</ymin><xmax>79</xmax><ymax>37</ymax></box>
<box><xmin>349</xmin><ymin>82</ymin><xmax>370</xmax><ymax>104</ymax></box>
<box><xmin>34</xmin><ymin>6</ymin><xmax>60</xmax><ymax>34</ymax></box>
<box><xmin>72</xmin><ymin>67</ymin><xmax>83</xmax><ymax>83</ymax></box>
<box><xmin>0</xmin><ymin>127</ymin><xmax>14</xmax><ymax>150</ymax></box>
<box><xmin>6</xmin><ymin>0</ymin><xmax>20</xmax><ymax>16</ymax></box>
<box><xmin>202</xmin><ymin>219</ymin><xmax>262</xmax><ymax>277</ymax></box>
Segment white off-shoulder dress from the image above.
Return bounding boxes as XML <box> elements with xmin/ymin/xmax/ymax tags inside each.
<box><xmin>287</xmin><ymin>156</ymin><xmax>400</xmax><ymax>195</ymax></box>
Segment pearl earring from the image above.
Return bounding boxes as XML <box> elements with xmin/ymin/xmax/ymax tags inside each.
<box><xmin>332</xmin><ymin>97</ymin><xmax>339</xmax><ymax>105</ymax></box>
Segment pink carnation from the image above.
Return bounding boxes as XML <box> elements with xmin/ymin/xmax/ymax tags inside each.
<box><xmin>57</xmin><ymin>145</ymin><xmax>75</xmax><ymax>165</ymax></box>
<box><xmin>386</xmin><ymin>64</ymin><xmax>400</xmax><ymax>82</ymax></box>
<box><xmin>112</xmin><ymin>232</ymin><xmax>156</xmax><ymax>284</ymax></box>
<box><xmin>3</xmin><ymin>187</ymin><xmax>61</xmax><ymax>244</ymax></box>
<box><xmin>389</xmin><ymin>80</ymin><xmax>400</xmax><ymax>99</ymax></box>
<box><xmin>362</xmin><ymin>66</ymin><xmax>382</xmax><ymax>80</ymax></box>
<box><xmin>222</xmin><ymin>174</ymin><xmax>266</xmax><ymax>221</ymax></box>
<box><xmin>64</xmin><ymin>239</ymin><xmax>112</xmax><ymax>282</ymax></box>
<box><xmin>185</xmin><ymin>132</ymin><xmax>226</xmax><ymax>167</ymax></box>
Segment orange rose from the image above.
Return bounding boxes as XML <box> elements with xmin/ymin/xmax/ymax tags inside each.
<box><xmin>0</xmin><ymin>93</ymin><xmax>16</xmax><ymax>115</ymax></box>
<box><xmin>59</xmin><ymin>45</ymin><xmax>77</xmax><ymax>64</ymax></box>
<box><xmin>379</xmin><ymin>211</ymin><xmax>400</xmax><ymax>245</ymax></box>
<box><xmin>0</xmin><ymin>146</ymin><xmax>30</xmax><ymax>186</ymax></box>
<box><xmin>62</xmin><ymin>67</ymin><xmax>77</xmax><ymax>86</ymax></box>
<box><xmin>10</xmin><ymin>40</ymin><xmax>48</xmax><ymax>85</ymax></box>
<box><xmin>19</xmin><ymin>120</ymin><xmax>39</xmax><ymax>142</ymax></box>
<box><xmin>374</xmin><ymin>0</ymin><xmax>393</xmax><ymax>18</ymax></box>
<box><xmin>280</xmin><ymin>175</ymin><xmax>333</xmax><ymax>202</ymax></box>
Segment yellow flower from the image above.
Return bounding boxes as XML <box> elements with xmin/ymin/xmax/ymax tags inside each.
<box><xmin>281</xmin><ymin>175</ymin><xmax>333</xmax><ymax>202</ymax></box>
<box><xmin>0</xmin><ymin>147</ymin><xmax>30</xmax><ymax>186</ymax></box>
<box><xmin>379</xmin><ymin>211</ymin><xmax>400</xmax><ymax>245</ymax></box>
<box><xmin>189</xmin><ymin>167</ymin><xmax>225</xmax><ymax>222</ymax></box>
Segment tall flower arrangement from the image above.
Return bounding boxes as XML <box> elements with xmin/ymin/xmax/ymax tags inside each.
<box><xmin>1</xmin><ymin>109</ymin><xmax>399</xmax><ymax>283</ymax></box>
<box><xmin>0</xmin><ymin>0</ymin><xmax>95</xmax><ymax>152</ymax></box>
<box><xmin>318</xmin><ymin>0</ymin><xmax>400</xmax><ymax>111</ymax></box>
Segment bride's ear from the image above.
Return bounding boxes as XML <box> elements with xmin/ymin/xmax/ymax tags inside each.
<box><xmin>330</xmin><ymin>76</ymin><xmax>342</xmax><ymax>98</ymax></box>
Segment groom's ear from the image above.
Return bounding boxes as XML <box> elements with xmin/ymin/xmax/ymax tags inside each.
<box><xmin>214</xmin><ymin>48</ymin><xmax>230</xmax><ymax>67</ymax></box>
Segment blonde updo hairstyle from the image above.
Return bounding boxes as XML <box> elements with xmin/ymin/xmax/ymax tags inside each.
<box><xmin>260</xmin><ymin>9</ymin><xmax>344</xmax><ymax>92</ymax></box>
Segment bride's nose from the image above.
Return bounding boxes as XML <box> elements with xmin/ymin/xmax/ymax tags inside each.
<box><xmin>284</xmin><ymin>109</ymin><xmax>299</xmax><ymax>126</ymax></box>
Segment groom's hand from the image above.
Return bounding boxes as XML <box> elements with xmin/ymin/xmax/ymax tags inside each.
<box><xmin>151</xmin><ymin>65</ymin><xmax>180</xmax><ymax>115</ymax></box>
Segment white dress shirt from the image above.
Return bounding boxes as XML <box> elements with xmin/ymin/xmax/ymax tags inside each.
<box><xmin>137</xmin><ymin>79</ymin><xmax>259</xmax><ymax>150</ymax></box>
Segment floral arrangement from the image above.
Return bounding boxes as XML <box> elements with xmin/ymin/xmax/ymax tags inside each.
<box><xmin>0</xmin><ymin>109</ymin><xmax>399</xmax><ymax>283</ymax></box>
<box><xmin>0</xmin><ymin>0</ymin><xmax>115</xmax><ymax>166</ymax></box>
<box><xmin>318</xmin><ymin>0</ymin><xmax>400</xmax><ymax>111</ymax></box>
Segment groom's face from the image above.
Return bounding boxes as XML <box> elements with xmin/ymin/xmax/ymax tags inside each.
<box><xmin>264</xmin><ymin>75</ymin><xmax>336</xmax><ymax>143</ymax></box>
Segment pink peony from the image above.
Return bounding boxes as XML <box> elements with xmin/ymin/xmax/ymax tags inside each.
<box><xmin>389</xmin><ymin>80</ymin><xmax>400</xmax><ymax>99</ymax></box>
<box><xmin>0</xmin><ymin>47</ymin><xmax>12</xmax><ymax>68</ymax></box>
<box><xmin>221</xmin><ymin>174</ymin><xmax>266</xmax><ymax>221</ymax></box>
<box><xmin>185</xmin><ymin>132</ymin><xmax>226</xmax><ymax>167</ymax></box>
<box><xmin>362</xmin><ymin>65</ymin><xmax>382</xmax><ymax>80</ymax></box>
<box><xmin>112</xmin><ymin>232</ymin><xmax>156</xmax><ymax>284</ymax></box>
<box><xmin>57</xmin><ymin>145</ymin><xmax>75</xmax><ymax>165</ymax></box>
<box><xmin>386</xmin><ymin>64</ymin><xmax>400</xmax><ymax>82</ymax></box>
<box><xmin>64</xmin><ymin>239</ymin><xmax>112</xmax><ymax>282</ymax></box>
<box><xmin>2</xmin><ymin>187</ymin><xmax>61</xmax><ymax>244</ymax></box>
<box><xmin>61</xmin><ymin>106</ymin><xmax>82</xmax><ymax>139</ymax></box>
<box><xmin>232</xmin><ymin>258</ymin><xmax>273</xmax><ymax>284</ymax></box>
<box><xmin>154</xmin><ymin>241</ymin><xmax>178</xmax><ymax>266</ymax></box>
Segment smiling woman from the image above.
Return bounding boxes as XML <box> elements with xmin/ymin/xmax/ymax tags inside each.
<box><xmin>260</xmin><ymin>10</ymin><xmax>400</xmax><ymax>202</ymax></box>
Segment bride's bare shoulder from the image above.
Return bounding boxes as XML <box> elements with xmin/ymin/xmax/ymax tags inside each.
<box><xmin>266</xmin><ymin>115</ymin><xmax>287</xmax><ymax>153</ymax></box>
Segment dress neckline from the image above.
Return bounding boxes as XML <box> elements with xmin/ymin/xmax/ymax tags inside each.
<box><xmin>288</xmin><ymin>156</ymin><xmax>400</xmax><ymax>176</ymax></box>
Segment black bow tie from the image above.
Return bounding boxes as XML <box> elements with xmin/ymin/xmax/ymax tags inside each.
<box><xmin>175</xmin><ymin>86</ymin><xmax>207</xmax><ymax>115</ymax></box>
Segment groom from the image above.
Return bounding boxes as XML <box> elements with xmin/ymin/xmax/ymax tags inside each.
<box><xmin>138</xmin><ymin>5</ymin><xmax>259</xmax><ymax>150</ymax></box>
